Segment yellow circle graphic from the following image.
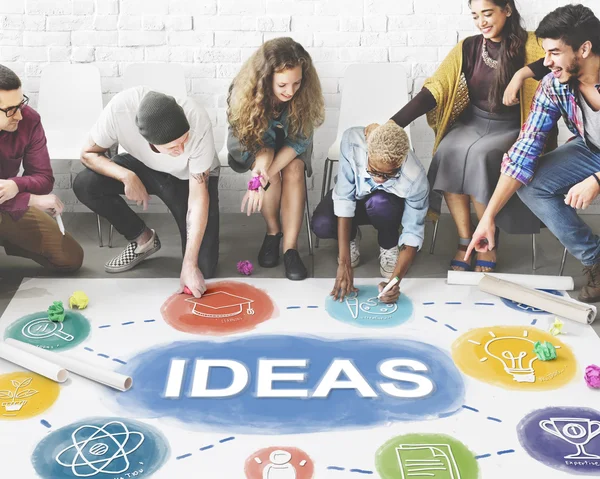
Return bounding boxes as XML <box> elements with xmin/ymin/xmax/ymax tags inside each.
<box><xmin>0</xmin><ymin>372</ymin><xmax>60</xmax><ymax>421</ymax></box>
<box><xmin>452</xmin><ymin>326</ymin><xmax>577</xmax><ymax>390</ymax></box>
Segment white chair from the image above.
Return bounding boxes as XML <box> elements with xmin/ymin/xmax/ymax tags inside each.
<box><xmin>123</xmin><ymin>63</ymin><xmax>187</xmax><ymax>98</ymax></box>
<box><xmin>318</xmin><ymin>63</ymin><xmax>412</xmax><ymax>247</ymax></box>
<box><xmin>37</xmin><ymin>64</ymin><xmax>104</xmax><ymax>243</ymax></box>
<box><xmin>98</xmin><ymin>63</ymin><xmax>188</xmax><ymax>247</ymax></box>
<box><xmin>218</xmin><ymin>142</ymin><xmax>314</xmax><ymax>258</ymax></box>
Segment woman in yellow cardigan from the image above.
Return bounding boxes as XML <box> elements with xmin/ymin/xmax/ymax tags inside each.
<box><xmin>382</xmin><ymin>0</ymin><xmax>555</xmax><ymax>272</ymax></box>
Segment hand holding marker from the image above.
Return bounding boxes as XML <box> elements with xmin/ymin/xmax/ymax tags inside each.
<box><xmin>378</xmin><ymin>276</ymin><xmax>400</xmax><ymax>300</ymax></box>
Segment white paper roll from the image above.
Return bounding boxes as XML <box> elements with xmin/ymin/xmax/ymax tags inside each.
<box><xmin>448</xmin><ymin>271</ymin><xmax>575</xmax><ymax>291</ymax></box>
<box><xmin>5</xmin><ymin>339</ymin><xmax>132</xmax><ymax>392</ymax></box>
<box><xmin>478</xmin><ymin>275</ymin><xmax>596</xmax><ymax>325</ymax></box>
<box><xmin>0</xmin><ymin>341</ymin><xmax>68</xmax><ymax>383</ymax></box>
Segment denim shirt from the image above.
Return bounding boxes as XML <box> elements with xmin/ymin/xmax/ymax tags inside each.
<box><xmin>333</xmin><ymin>127</ymin><xmax>430</xmax><ymax>250</ymax></box>
<box><xmin>227</xmin><ymin>105</ymin><xmax>312</xmax><ymax>173</ymax></box>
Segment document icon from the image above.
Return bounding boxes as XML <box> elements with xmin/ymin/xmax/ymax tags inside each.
<box><xmin>396</xmin><ymin>444</ymin><xmax>461</xmax><ymax>479</ymax></box>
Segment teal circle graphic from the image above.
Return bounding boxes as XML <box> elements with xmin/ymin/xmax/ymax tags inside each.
<box><xmin>31</xmin><ymin>417</ymin><xmax>169</xmax><ymax>478</ymax></box>
<box><xmin>325</xmin><ymin>285</ymin><xmax>413</xmax><ymax>328</ymax></box>
<box><xmin>4</xmin><ymin>311</ymin><xmax>91</xmax><ymax>351</ymax></box>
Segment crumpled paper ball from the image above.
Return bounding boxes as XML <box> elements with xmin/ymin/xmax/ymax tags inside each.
<box><xmin>585</xmin><ymin>364</ymin><xmax>600</xmax><ymax>389</ymax></box>
<box><xmin>47</xmin><ymin>301</ymin><xmax>65</xmax><ymax>322</ymax></box>
<box><xmin>549</xmin><ymin>318</ymin><xmax>564</xmax><ymax>336</ymax></box>
<box><xmin>247</xmin><ymin>176</ymin><xmax>263</xmax><ymax>191</ymax></box>
<box><xmin>237</xmin><ymin>260</ymin><xmax>254</xmax><ymax>276</ymax></box>
<box><xmin>69</xmin><ymin>291</ymin><xmax>89</xmax><ymax>310</ymax></box>
<box><xmin>533</xmin><ymin>341</ymin><xmax>557</xmax><ymax>361</ymax></box>
<box><xmin>183</xmin><ymin>286</ymin><xmax>193</xmax><ymax>295</ymax></box>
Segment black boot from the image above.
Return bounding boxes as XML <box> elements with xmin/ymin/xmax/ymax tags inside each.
<box><xmin>258</xmin><ymin>233</ymin><xmax>283</xmax><ymax>268</ymax></box>
<box><xmin>283</xmin><ymin>249</ymin><xmax>307</xmax><ymax>281</ymax></box>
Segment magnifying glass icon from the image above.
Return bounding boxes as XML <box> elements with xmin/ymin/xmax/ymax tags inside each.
<box><xmin>22</xmin><ymin>318</ymin><xmax>74</xmax><ymax>342</ymax></box>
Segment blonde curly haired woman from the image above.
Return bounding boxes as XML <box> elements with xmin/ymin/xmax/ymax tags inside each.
<box><xmin>227</xmin><ymin>37</ymin><xmax>325</xmax><ymax>280</ymax></box>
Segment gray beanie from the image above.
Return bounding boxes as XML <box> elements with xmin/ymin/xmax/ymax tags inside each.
<box><xmin>135</xmin><ymin>91</ymin><xmax>190</xmax><ymax>145</ymax></box>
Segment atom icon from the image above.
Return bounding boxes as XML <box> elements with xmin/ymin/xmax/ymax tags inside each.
<box><xmin>55</xmin><ymin>420</ymin><xmax>145</xmax><ymax>477</ymax></box>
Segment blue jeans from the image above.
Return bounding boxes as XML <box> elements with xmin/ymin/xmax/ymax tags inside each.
<box><xmin>517</xmin><ymin>138</ymin><xmax>600</xmax><ymax>266</ymax></box>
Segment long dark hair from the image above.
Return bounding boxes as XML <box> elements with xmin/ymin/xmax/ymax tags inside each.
<box><xmin>470</xmin><ymin>0</ymin><xmax>527</xmax><ymax>111</ymax></box>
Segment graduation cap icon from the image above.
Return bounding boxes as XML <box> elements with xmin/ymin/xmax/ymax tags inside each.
<box><xmin>185</xmin><ymin>291</ymin><xmax>255</xmax><ymax>318</ymax></box>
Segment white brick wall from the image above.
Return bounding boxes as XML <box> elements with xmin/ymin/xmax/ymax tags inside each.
<box><xmin>1</xmin><ymin>0</ymin><xmax>600</xmax><ymax>213</ymax></box>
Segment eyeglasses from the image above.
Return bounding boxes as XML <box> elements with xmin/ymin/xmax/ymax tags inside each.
<box><xmin>0</xmin><ymin>95</ymin><xmax>29</xmax><ymax>118</ymax></box>
<box><xmin>366</xmin><ymin>166</ymin><xmax>402</xmax><ymax>181</ymax></box>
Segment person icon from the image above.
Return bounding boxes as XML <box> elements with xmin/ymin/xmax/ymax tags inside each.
<box><xmin>262</xmin><ymin>450</ymin><xmax>296</xmax><ymax>479</ymax></box>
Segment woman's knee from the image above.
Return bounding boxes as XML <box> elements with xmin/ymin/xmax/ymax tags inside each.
<box><xmin>282</xmin><ymin>158</ymin><xmax>306</xmax><ymax>182</ymax></box>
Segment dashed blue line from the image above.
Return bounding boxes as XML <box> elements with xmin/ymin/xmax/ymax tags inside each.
<box><xmin>97</xmin><ymin>353</ymin><xmax>109</xmax><ymax>359</ymax></box>
<box><xmin>121</xmin><ymin>321</ymin><xmax>135</xmax><ymax>326</ymax></box>
<box><xmin>487</xmin><ymin>416</ymin><xmax>502</xmax><ymax>423</ymax></box>
<box><xmin>307</xmin><ymin>306</ymin><xmax>319</xmax><ymax>309</ymax></box>
<box><xmin>219</xmin><ymin>436</ymin><xmax>235</xmax><ymax>443</ymax></box>
<box><xmin>84</xmin><ymin>347</ymin><xmax>94</xmax><ymax>352</ymax></box>
<box><xmin>497</xmin><ymin>449</ymin><xmax>515</xmax><ymax>455</ymax></box>
<box><xmin>112</xmin><ymin>358</ymin><xmax>127</xmax><ymax>365</ymax></box>
<box><xmin>475</xmin><ymin>302</ymin><xmax>495</xmax><ymax>306</ymax></box>
<box><xmin>176</xmin><ymin>453</ymin><xmax>192</xmax><ymax>460</ymax></box>
<box><xmin>445</xmin><ymin>324</ymin><xmax>458</xmax><ymax>332</ymax></box>
<box><xmin>327</xmin><ymin>466</ymin><xmax>373</xmax><ymax>474</ymax></box>
<box><xmin>425</xmin><ymin>316</ymin><xmax>438</xmax><ymax>323</ymax></box>
<box><xmin>531</xmin><ymin>319</ymin><xmax>538</xmax><ymax>325</ymax></box>
<box><xmin>287</xmin><ymin>306</ymin><xmax>301</xmax><ymax>309</ymax></box>
<box><xmin>40</xmin><ymin>420</ymin><xmax>51</xmax><ymax>428</ymax></box>
<box><xmin>199</xmin><ymin>445</ymin><xmax>214</xmax><ymax>451</ymax></box>
<box><xmin>462</xmin><ymin>405</ymin><xmax>480</xmax><ymax>412</ymax></box>
<box><xmin>445</xmin><ymin>302</ymin><xmax>462</xmax><ymax>305</ymax></box>
<box><xmin>144</xmin><ymin>319</ymin><xmax>156</xmax><ymax>323</ymax></box>
<box><xmin>475</xmin><ymin>454</ymin><xmax>492</xmax><ymax>460</ymax></box>
<box><xmin>98</xmin><ymin>325</ymin><xmax>111</xmax><ymax>329</ymax></box>
<box><xmin>423</xmin><ymin>302</ymin><xmax>435</xmax><ymax>305</ymax></box>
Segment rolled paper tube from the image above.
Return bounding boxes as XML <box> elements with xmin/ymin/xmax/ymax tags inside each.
<box><xmin>479</xmin><ymin>275</ymin><xmax>596</xmax><ymax>325</ymax></box>
<box><xmin>5</xmin><ymin>339</ymin><xmax>132</xmax><ymax>392</ymax></box>
<box><xmin>448</xmin><ymin>271</ymin><xmax>575</xmax><ymax>291</ymax></box>
<box><xmin>0</xmin><ymin>341</ymin><xmax>68</xmax><ymax>383</ymax></box>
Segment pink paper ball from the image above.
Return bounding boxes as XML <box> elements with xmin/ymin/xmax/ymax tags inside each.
<box><xmin>248</xmin><ymin>176</ymin><xmax>263</xmax><ymax>191</ymax></box>
<box><xmin>183</xmin><ymin>286</ymin><xmax>192</xmax><ymax>295</ymax></box>
<box><xmin>237</xmin><ymin>260</ymin><xmax>254</xmax><ymax>276</ymax></box>
<box><xmin>585</xmin><ymin>364</ymin><xmax>600</xmax><ymax>389</ymax></box>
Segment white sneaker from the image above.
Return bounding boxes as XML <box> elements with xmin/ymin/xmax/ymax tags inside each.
<box><xmin>339</xmin><ymin>227</ymin><xmax>361</xmax><ymax>268</ymax></box>
<box><xmin>379</xmin><ymin>245</ymin><xmax>398</xmax><ymax>278</ymax></box>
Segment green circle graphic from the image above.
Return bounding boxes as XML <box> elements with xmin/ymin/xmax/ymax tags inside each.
<box><xmin>4</xmin><ymin>311</ymin><xmax>91</xmax><ymax>351</ymax></box>
<box><xmin>376</xmin><ymin>433</ymin><xmax>479</xmax><ymax>479</ymax></box>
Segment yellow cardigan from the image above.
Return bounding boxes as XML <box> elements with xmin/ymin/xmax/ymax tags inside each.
<box><xmin>423</xmin><ymin>32</ymin><xmax>551</xmax><ymax>154</ymax></box>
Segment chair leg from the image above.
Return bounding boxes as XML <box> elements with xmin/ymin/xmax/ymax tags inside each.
<box><xmin>559</xmin><ymin>247</ymin><xmax>568</xmax><ymax>276</ymax></box>
<box><xmin>96</xmin><ymin>214</ymin><xmax>103</xmax><ymax>247</ymax></box>
<box><xmin>304</xmin><ymin>171</ymin><xmax>314</xmax><ymax>256</ymax></box>
<box><xmin>429</xmin><ymin>219</ymin><xmax>439</xmax><ymax>255</ymax></box>
<box><xmin>108</xmin><ymin>224</ymin><xmax>114</xmax><ymax>248</ymax></box>
<box><xmin>316</xmin><ymin>158</ymin><xmax>332</xmax><ymax>249</ymax></box>
<box><xmin>532</xmin><ymin>234</ymin><xmax>537</xmax><ymax>271</ymax></box>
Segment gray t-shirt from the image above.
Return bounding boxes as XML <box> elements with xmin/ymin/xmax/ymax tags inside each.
<box><xmin>578</xmin><ymin>90</ymin><xmax>600</xmax><ymax>150</ymax></box>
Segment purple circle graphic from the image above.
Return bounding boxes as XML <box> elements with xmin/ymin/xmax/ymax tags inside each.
<box><xmin>518</xmin><ymin>407</ymin><xmax>600</xmax><ymax>475</ymax></box>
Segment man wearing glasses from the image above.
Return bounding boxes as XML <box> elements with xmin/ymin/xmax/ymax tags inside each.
<box><xmin>311</xmin><ymin>122</ymin><xmax>429</xmax><ymax>302</ymax></box>
<box><xmin>0</xmin><ymin>65</ymin><xmax>83</xmax><ymax>272</ymax></box>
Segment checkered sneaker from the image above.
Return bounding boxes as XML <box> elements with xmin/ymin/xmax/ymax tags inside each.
<box><xmin>104</xmin><ymin>231</ymin><xmax>161</xmax><ymax>273</ymax></box>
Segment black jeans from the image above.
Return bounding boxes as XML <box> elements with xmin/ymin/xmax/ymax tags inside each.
<box><xmin>73</xmin><ymin>154</ymin><xmax>219</xmax><ymax>278</ymax></box>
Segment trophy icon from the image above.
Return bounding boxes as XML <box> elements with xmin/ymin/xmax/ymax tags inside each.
<box><xmin>539</xmin><ymin>417</ymin><xmax>600</xmax><ymax>459</ymax></box>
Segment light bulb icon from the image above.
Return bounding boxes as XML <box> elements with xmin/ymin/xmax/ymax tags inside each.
<box><xmin>483</xmin><ymin>331</ymin><xmax>537</xmax><ymax>383</ymax></box>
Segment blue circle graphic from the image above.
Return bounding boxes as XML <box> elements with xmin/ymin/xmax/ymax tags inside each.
<box><xmin>501</xmin><ymin>289</ymin><xmax>563</xmax><ymax>314</ymax></box>
<box><xmin>31</xmin><ymin>417</ymin><xmax>169</xmax><ymax>478</ymax></box>
<box><xmin>325</xmin><ymin>285</ymin><xmax>413</xmax><ymax>328</ymax></box>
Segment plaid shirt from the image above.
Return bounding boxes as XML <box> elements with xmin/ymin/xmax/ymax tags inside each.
<box><xmin>501</xmin><ymin>72</ymin><xmax>600</xmax><ymax>185</ymax></box>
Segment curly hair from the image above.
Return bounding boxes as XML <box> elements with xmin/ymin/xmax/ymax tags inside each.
<box><xmin>368</xmin><ymin>122</ymin><xmax>410</xmax><ymax>167</ymax></box>
<box><xmin>227</xmin><ymin>37</ymin><xmax>325</xmax><ymax>153</ymax></box>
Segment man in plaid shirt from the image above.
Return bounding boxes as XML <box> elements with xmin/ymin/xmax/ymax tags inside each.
<box><xmin>467</xmin><ymin>4</ymin><xmax>600</xmax><ymax>302</ymax></box>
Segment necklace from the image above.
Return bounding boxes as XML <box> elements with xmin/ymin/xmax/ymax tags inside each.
<box><xmin>482</xmin><ymin>38</ymin><xmax>498</xmax><ymax>70</ymax></box>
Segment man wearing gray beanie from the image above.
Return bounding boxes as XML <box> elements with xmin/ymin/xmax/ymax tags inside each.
<box><xmin>73</xmin><ymin>86</ymin><xmax>220</xmax><ymax>297</ymax></box>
